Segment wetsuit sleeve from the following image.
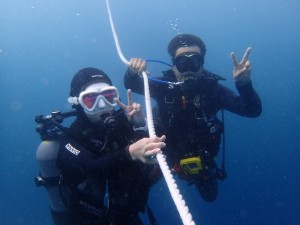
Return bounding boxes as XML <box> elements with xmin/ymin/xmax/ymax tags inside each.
<box><xmin>124</xmin><ymin>70</ymin><xmax>145</xmax><ymax>94</ymax></box>
<box><xmin>124</xmin><ymin>70</ymin><xmax>167</xmax><ymax>100</ymax></box>
<box><xmin>218</xmin><ymin>81</ymin><xmax>262</xmax><ymax>117</ymax></box>
<box><xmin>57</xmin><ymin>137</ymin><xmax>133</xmax><ymax>181</ymax></box>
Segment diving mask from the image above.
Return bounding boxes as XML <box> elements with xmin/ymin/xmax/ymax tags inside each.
<box><xmin>69</xmin><ymin>83</ymin><xmax>119</xmax><ymax>115</ymax></box>
<box><xmin>174</xmin><ymin>52</ymin><xmax>204</xmax><ymax>73</ymax></box>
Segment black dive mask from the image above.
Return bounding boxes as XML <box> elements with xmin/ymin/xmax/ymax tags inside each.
<box><xmin>174</xmin><ymin>53</ymin><xmax>204</xmax><ymax>73</ymax></box>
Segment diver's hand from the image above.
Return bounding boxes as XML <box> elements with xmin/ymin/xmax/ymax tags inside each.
<box><xmin>129</xmin><ymin>135</ymin><xmax>166</xmax><ymax>164</ymax></box>
<box><xmin>128</xmin><ymin>58</ymin><xmax>148</xmax><ymax>75</ymax></box>
<box><xmin>115</xmin><ymin>89</ymin><xmax>145</xmax><ymax>127</ymax></box>
<box><xmin>231</xmin><ymin>47</ymin><xmax>252</xmax><ymax>84</ymax></box>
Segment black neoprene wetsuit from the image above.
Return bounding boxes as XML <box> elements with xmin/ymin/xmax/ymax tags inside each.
<box><xmin>124</xmin><ymin>69</ymin><xmax>262</xmax><ymax>201</ymax></box>
<box><xmin>56</xmin><ymin>109</ymin><xmax>152</xmax><ymax>225</ymax></box>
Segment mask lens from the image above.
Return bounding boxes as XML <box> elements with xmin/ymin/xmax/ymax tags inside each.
<box><xmin>82</xmin><ymin>93</ymin><xmax>99</xmax><ymax>109</ymax></box>
<box><xmin>80</xmin><ymin>88</ymin><xmax>119</xmax><ymax>110</ymax></box>
<box><xmin>101</xmin><ymin>89</ymin><xmax>118</xmax><ymax>104</ymax></box>
<box><xmin>174</xmin><ymin>53</ymin><xmax>203</xmax><ymax>73</ymax></box>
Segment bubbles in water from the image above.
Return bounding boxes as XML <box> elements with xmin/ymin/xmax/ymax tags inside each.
<box><xmin>167</xmin><ymin>19</ymin><xmax>180</xmax><ymax>33</ymax></box>
<box><xmin>31</xmin><ymin>0</ymin><xmax>44</xmax><ymax>9</ymax></box>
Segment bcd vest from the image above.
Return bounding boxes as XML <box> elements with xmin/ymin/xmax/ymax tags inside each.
<box><xmin>154</xmin><ymin>71</ymin><xmax>225</xmax><ymax>160</ymax></box>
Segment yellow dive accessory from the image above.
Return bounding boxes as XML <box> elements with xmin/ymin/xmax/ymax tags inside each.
<box><xmin>180</xmin><ymin>157</ymin><xmax>203</xmax><ymax>175</ymax></box>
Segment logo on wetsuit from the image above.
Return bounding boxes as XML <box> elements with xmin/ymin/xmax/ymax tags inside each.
<box><xmin>65</xmin><ymin>143</ymin><xmax>81</xmax><ymax>155</ymax></box>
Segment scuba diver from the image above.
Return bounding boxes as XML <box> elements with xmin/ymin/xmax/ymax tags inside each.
<box><xmin>35</xmin><ymin>67</ymin><xmax>166</xmax><ymax>225</ymax></box>
<box><xmin>123</xmin><ymin>34</ymin><xmax>262</xmax><ymax>202</ymax></box>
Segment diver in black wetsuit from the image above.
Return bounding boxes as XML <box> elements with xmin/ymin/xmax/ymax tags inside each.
<box><xmin>35</xmin><ymin>67</ymin><xmax>165</xmax><ymax>225</ymax></box>
<box><xmin>123</xmin><ymin>34</ymin><xmax>262</xmax><ymax>202</ymax></box>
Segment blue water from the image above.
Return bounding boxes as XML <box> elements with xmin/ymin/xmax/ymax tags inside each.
<box><xmin>1</xmin><ymin>0</ymin><xmax>300</xmax><ymax>224</ymax></box>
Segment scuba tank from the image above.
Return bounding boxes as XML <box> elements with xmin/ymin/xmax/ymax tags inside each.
<box><xmin>36</xmin><ymin>140</ymin><xmax>67</xmax><ymax>212</ymax></box>
<box><xmin>34</xmin><ymin>111</ymin><xmax>77</xmax><ymax>224</ymax></box>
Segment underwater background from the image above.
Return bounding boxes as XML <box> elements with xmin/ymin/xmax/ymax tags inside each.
<box><xmin>1</xmin><ymin>0</ymin><xmax>300</xmax><ymax>224</ymax></box>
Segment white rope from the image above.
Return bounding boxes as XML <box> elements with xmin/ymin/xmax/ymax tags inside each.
<box><xmin>105</xmin><ymin>1</ymin><xmax>196</xmax><ymax>225</ymax></box>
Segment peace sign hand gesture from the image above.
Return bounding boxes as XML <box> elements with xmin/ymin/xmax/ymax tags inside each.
<box><xmin>231</xmin><ymin>47</ymin><xmax>252</xmax><ymax>84</ymax></box>
<box><xmin>115</xmin><ymin>89</ymin><xmax>146</xmax><ymax>128</ymax></box>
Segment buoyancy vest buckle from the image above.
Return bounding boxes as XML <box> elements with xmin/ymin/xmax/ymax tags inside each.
<box><xmin>164</xmin><ymin>96</ymin><xmax>174</xmax><ymax>104</ymax></box>
<box><xmin>194</xmin><ymin>112</ymin><xmax>206</xmax><ymax>120</ymax></box>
